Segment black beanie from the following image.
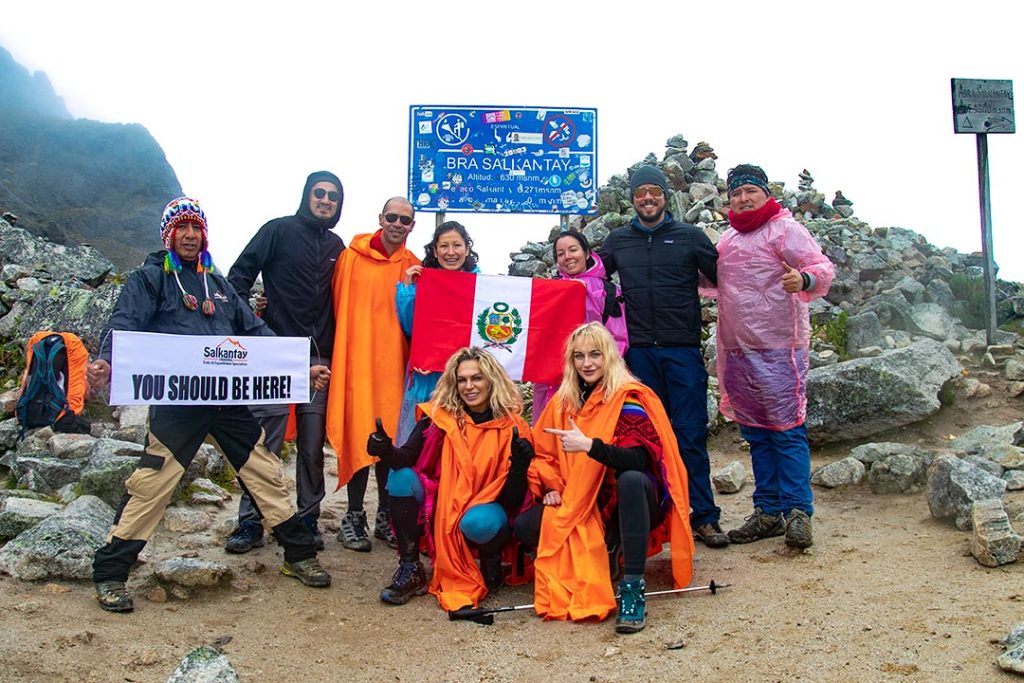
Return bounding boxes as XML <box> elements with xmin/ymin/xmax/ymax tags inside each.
<box><xmin>629</xmin><ymin>165</ymin><xmax>669</xmax><ymax>196</ymax></box>
<box><xmin>726</xmin><ymin>164</ymin><xmax>769</xmax><ymax>196</ymax></box>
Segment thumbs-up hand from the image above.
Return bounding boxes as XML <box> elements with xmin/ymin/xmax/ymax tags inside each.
<box><xmin>782</xmin><ymin>262</ymin><xmax>803</xmax><ymax>293</ymax></box>
<box><xmin>543</xmin><ymin>416</ymin><xmax>593</xmax><ymax>454</ymax></box>
<box><xmin>367</xmin><ymin>417</ymin><xmax>393</xmax><ymax>457</ymax></box>
<box><xmin>509</xmin><ymin>426</ymin><xmax>535</xmax><ymax>470</ymax></box>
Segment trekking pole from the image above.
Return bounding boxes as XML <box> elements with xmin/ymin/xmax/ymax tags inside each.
<box><xmin>447</xmin><ymin>581</ymin><xmax>729</xmax><ymax>625</ymax></box>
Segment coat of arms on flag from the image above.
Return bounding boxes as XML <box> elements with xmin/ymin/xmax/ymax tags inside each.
<box><xmin>410</xmin><ymin>270</ymin><xmax>586</xmax><ymax>383</ymax></box>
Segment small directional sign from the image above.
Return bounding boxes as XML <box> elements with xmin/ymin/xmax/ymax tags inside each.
<box><xmin>951</xmin><ymin>79</ymin><xmax>1015</xmax><ymax>134</ymax></box>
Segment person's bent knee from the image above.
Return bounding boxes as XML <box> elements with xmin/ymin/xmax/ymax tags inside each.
<box><xmin>459</xmin><ymin>502</ymin><xmax>508</xmax><ymax>545</ymax></box>
<box><xmin>386</xmin><ymin>468</ymin><xmax>423</xmax><ymax>502</ymax></box>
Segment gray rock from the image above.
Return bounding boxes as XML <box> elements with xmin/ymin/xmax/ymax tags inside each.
<box><xmin>189</xmin><ymin>492</ymin><xmax>228</xmax><ymax>507</ymax></box>
<box><xmin>970</xmin><ymin>499</ymin><xmax>1020</xmax><ymax>567</ymax></box>
<box><xmin>89</xmin><ymin>437</ymin><xmax>145</xmax><ymax>460</ymax></box>
<box><xmin>849</xmin><ymin>442</ymin><xmax>918</xmax><ymax>465</ymax></box>
<box><xmin>925</xmin><ymin>279</ymin><xmax>957</xmax><ymax>313</ymax></box>
<box><xmin>16</xmin><ymin>457</ymin><xmax>82</xmax><ymax>491</ymax></box>
<box><xmin>806</xmin><ymin>340</ymin><xmax>962</xmax><ymax>444</ymax></box>
<box><xmin>111</xmin><ymin>426</ymin><xmax>148</xmax><ymax>444</ymax></box>
<box><xmin>1004</xmin><ymin>471</ymin><xmax>1024</xmax><ymax>491</ymax></box>
<box><xmin>57</xmin><ymin>483</ymin><xmax>80</xmax><ymax>503</ymax></box>
<box><xmin>187</xmin><ymin>478</ymin><xmax>232</xmax><ymax>501</ymax></box>
<box><xmin>1006</xmin><ymin>358</ymin><xmax>1024</xmax><ymax>382</ymax></box>
<box><xmin>950</xmin><ymin>422</ymin><xmax>1024</xmax><ymax>451</ymax></box>
<box><xmin>115</xmin><ymin>404</ymin><xmax>149</xmax><ymax>429</ymax></box>
<box><xmin>844</xmin><ymin>311</ymin><xmax>884</xmax><ymax>357</ymax></box>
<box><xmin>999</xmin><ymin>642</ymin><xmax>1024</xmax><ymax>675</ymax></box>
<box><xmin>166</xmin><ymin>646</ymin><xmax>239</xmax><ymax>683</ymax></box>
<box><xmin>927</xmin><ymin>454</ymin><xmax>1008</xmax><ymax>530</ymax></box>
<box><xmin>78</xmin><ymin>455</ymin><xmax>138</xmax><ymax>508</ymax></box>
<box><xmin>0</xmin><ymin>495</ymin><xmax>114</xmax><ymax>580</ymax></box>
<box><xmin>907</xmin><ymin>303</ymin><xmax>956</xmax><ymax>341</ymax></box>
<box><xmin>0</xmin><ymin>225</ymin><xmax>114</xmax><ymax>287</ymax></box>
<box><xmin>688</xmin><ymin>182</ymin><xmax>718</xmax><ymax>203</ymax></box>
<box><xmin>1003</xmin><ymin>623</ymin><xmax>1024</xmax><ymax>650</ymax></box>
<box><xmin>964</xmin><ymin>455</ymin><xmax>1004</xmax><ymax>478</ymax></box>
<box><xmin>860</xmin><ymin>290</ymin><xmax>912</xmax><ymax>329</ymax></box>
<box><xmin>47</xmin><ymin>433</ymin><xmax>95</xmax><ymax>459</ymax></box>
<box><xmin>0</xmin><ymin>497</ymin><xmax>63</xmax><ymax>540</ymax></box>
<box><xmin>712</xmin><ymin>461</ymin><xmax>746</xmax><ymax>494</ymax></box>
<box><xmin>811</xmin><ymin>457</ymin><xmax>866</xmax><ymax>488</ymax></box>
<box><xmin>162</xmin><ymin>507</ymin><xmax>213</xmax><ymax>533</ymax></box>
<box><xmin>14</xmin><ymin>282</ymin><xmax>122</xmax><ymax>354</ymax></box>
<box><xmin>154</xmin><ymin>557</ymin><xmax>231</xmax><ymax>588</ymax></box>
<box><xmin>0</xmin><ymin>418</ymin><xmax>19</xmax><ymax>451</ymax></box>
<box><xmin>868</xmin><ymin>453</ymin><xmax>929</xmax><ymax>494</ymax></box>
<box><xmin>894</xmin><ymin>276</ymin><xmax>926</xmax><ymax>305</ymax></box>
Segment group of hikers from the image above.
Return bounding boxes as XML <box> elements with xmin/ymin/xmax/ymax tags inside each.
<box><xmin>83</xmin><ymin>163</ymin><xmax>834</xmax><ymax>635</ymax></box>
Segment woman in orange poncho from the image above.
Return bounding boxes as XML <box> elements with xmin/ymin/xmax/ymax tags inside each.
<box><xmin>514</xmin><ymin>322</ymin><xmax>693</xmax><ymax>634</ymax></box>
<box><xmin>364</xmin><ymin>347</ymin><xmax>534</xmax><ymax>611</ymax></box>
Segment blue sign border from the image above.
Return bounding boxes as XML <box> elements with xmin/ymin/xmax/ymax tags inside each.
<box><xmin>408</xmin><ymin>105</ymin><xmax>598</xmax><ymax>215</ymax></box>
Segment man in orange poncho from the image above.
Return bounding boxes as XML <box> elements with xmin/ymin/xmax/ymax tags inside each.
<box><xmin>327</xmin><ymin>197</ymin><xmax>420</xmax><ymax>551</ymax></box>
<box><xmin>364</xmin><ymin>347</ymin><xmax>534</xmax><ymax>610</ymax></box>
<box><xmin>515</xmin><ymin>322</ymin><xmax>693</xmax><ymax>634</ymax></box>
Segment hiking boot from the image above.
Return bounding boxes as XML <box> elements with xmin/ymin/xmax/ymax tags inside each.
<box><xmin>224</xmin><ymin>520</ymin><xmax>265</xmax><ymax>554</ymax></box>
<box><xmin>374</xmin><ymin>508</ymin><xmax>398</xmax><ymax>549</ymax></box>
<box><xmin>784</xmin><ymin>509</ymin><xmax>813</xmax><ymax>549</ymax></box>
<box><xmin>693</xmin><ymin>522</ymin><xmax>731</xmax><ymax>548</ymax></box>
<box><xmin>380</xmin><ymin>560</ymin><xmax>428</xmax><ymax>605</ymax></box>
<box><xmin>300</xmin><ymin>515</ymin><xmax>325</xmax><ymax>552</ymax></box>
<box><xmin>95</xmin><ymin>581</ymin><xmax>134</xmax><ymax>613</ymax></box>
<box><xmin>615</xmin><ymin>578</ymin><xmax>646</xmax><ymax>634</ymax></box>
<box><xmin>337</xmin><ymin>510</ymin><xmax>371</xmax><ymax>552</ymax></box>
<box><xmin>480</xmin><ymin>554</ymin><xmax>504</xmax><ymax>593</ymax></box>
<box><xmin>727</xmin><ymin>508</ymin><xmax>785</xmax><ymax>544</ymax></box>
<box><xmin>280</xmin><ymin>557</ymin><xmax>331</xmax><ymax>588</ymax></box>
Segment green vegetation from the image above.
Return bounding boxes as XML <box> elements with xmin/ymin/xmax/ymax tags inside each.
<box><xmin>949</xmin><ymin>273</ymin><xmax>987</xmax><ymax>329</ymax></box>
<box><xmin>0</xmin><ymin>338</ymin><xmax>26</xmax><ymax>383</ymax></box>
<box><xmin>813</xmin><ymin>311</ymin><xmax>849</xmax><ymax>361</ymax></box>
<box><xmin>938</xmin><ymin>380</ymin><xmax>956</xmax><ymax>407</ymax></box>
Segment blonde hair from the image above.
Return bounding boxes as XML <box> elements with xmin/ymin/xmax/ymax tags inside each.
<box><xmin>554</xmin><ymin>322</ymin><xmax>635</xmax><ymax>412</ymax></box>
<box><xmin>431</xmin><ymin>347</ymin><xmax>522</xmax><ymax>422</ymax></box>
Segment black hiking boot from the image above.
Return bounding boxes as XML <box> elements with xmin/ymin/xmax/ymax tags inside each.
<box><xmin>95</xmin><ymin>581</ymin><xmax>134</xmax><ymax>613</ymax></box>
<box><xmin>784</xmin><ymin>509</ymin><xmax>813</xmax><ymax>549</ymax></box>
<box><xmin>280</xmin><ymin>557</ymin><xmax>332</xmax><ymax>587</ymax></box>
<box><xmin>380</xmin><ymin>560</ymin><xmax>428</xmax><ymax>605</ymax></box>
<box><xmin>224</xmin><ymin>520</ymin><xmax>265</xmax><ymax>554</ymax></box>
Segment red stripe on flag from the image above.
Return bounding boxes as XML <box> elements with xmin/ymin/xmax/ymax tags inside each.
<box><xmin>408</xmin><ymin>269</ymin><xmax>476</xmax><ymax>372</ymax></box>
<box><xmin>522</xmin><ymin>278</ymin><xmax>586</xmax><ymax>384</ymax></box>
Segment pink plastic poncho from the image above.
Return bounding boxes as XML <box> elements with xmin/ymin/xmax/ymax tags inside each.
<box><xmin>531</xmin><ymin>252</ymin><xmax>629</xmax><ymax>421</ymax></box>
<box><xmin>707</xmin><ymin>208</ymin><xmax>834</xmax><ymax>430</ymax></box>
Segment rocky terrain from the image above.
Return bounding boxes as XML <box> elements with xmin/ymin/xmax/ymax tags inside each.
<box><xmin>0</xmin><ymin>136</ymin><xmax>1022</xmax><ymax>681</ymax></box>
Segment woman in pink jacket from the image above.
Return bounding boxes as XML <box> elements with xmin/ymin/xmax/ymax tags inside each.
<box><xmin>708</xmin><ymin>164</ymin><xmax>834</xmax><ymax>550</ymax></box>
<box><xmin>531</xmin><ymin>230</ymin><xmax>628</xmax><ymax>422</ymax></box>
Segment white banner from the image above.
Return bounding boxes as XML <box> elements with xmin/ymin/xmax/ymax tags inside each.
<box><xmin>110</xmin><ymin>331</ymin><xmax>310</xmax><ymax>406</ymax></box>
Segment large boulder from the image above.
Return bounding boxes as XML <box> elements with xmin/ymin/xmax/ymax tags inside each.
<box><xmin>0</xmin><ymin>224</ymin><xmax>114</xmax><ymax>288</ymax></box>
<box><xmin>0</xmin><ymin>496</ymin><xmax>62</xmax><ymax>540</ymax></box>
<box><xmin>0</xmin><ymin>495</ymin><xmax>114</xmax><ymax>580</ymax></box>
<box><xmin>970</xmin><ymin>499</ymin><xmax>1021</xmax><ymax>567</ymax></box>
<box><xmin>806</xmin><ymin>339</ymin><xmax>961</xmax><ymax>444</ymax></box>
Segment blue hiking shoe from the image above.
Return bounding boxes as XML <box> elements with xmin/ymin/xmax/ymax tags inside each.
<box><xmin>225</xmin><ymin>520</ymin><xmax>264</xmax><ymax>554</ymax></box>
<box><xmin>615</xmin><ymin>578</ymin><xmax>646</xmax><ymax>634</ymax></box>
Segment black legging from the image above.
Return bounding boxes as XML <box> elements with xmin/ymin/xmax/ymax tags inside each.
<box><xmin>346</xmin><ymin>461</ymin><xmax>390</xmax><ymax>512</ymax></box>
<box><xmin>513</xmin><ymin>470</ymin><xmax>663</xmax><ymax>575</ymax></box>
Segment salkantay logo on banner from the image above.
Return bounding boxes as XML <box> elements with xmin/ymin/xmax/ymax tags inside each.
<box><xmin>203</xmin><ymin>338</ymin><xmax>249</xmax><ymax>366</ymax></box>
<box><xmin>476</xmin><ymin>302</ymin><xmax>522</xmax><ymax>353</ymax></box>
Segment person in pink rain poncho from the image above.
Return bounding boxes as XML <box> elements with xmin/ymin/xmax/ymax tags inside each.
<box><xmin>706</xmin><ymin>164</ymin><xmax>834</xmax><ymax>550</ymax></box>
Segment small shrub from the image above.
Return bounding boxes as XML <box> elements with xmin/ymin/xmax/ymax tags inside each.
<box><xmin>949</xmin><ymin>273</ymin><xmax>987</xmax><ymax>329</ymax></box>
<box><xmin>813</xmin><ymin>311</ymin><xmax>849</xmax><ymax>360</ymax></box>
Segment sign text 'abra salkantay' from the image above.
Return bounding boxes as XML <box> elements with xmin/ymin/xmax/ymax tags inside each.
<box><xmin>408</xmin><ymin>105</ymin><xmax>598</xmax><ymax>215</ymax></box>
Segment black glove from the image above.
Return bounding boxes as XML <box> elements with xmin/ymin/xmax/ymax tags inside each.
<box><xmin>509</xmin><ymin>426</ymin><xmax>535</xmax><ymax>472</ymax></box>
<box><xmin>367</xmin><ymin>417</ymin><xmax>393</xmax><ymax>458</ymax></box>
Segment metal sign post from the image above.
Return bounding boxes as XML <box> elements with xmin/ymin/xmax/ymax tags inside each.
<box><xmin>951</xmin><ymin>78</ymin><xmax>1015</xmax><ymax>345</ymax></box>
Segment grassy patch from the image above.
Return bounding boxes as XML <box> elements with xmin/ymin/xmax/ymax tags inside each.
<box><xmin>813</xmin><ymin>311</ymin><xmax>849</xmax><ymax>360</ymax></box>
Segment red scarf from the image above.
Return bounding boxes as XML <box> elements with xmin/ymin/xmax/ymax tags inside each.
<box><xmin>728</xmin><ymin>197</ymin><xmax>782</xmax><ymax>233</ymax></box>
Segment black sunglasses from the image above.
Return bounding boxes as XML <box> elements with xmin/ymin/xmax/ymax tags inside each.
<box><xmin>384</xmin><ymin>212</ymin><xmax>414</xmax><ymax>226</ymax></box>
<box><xmin>312</xmin><ymin>188</ymin><xmax>340</xmax><ymax>202</ymax></box>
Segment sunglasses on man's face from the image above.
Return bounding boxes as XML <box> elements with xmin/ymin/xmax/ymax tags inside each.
<box><xmin>633</xmin><ymin>186</ymin><xmax>665</xmax><ymax>199</ymax></box>
<box><xmin>384</xmin><ymin>213</ymin><xmax>414</xmax><ymax>226</ymax></box>
<box><xmin>312</xmin><ymin>188</ymin><xmax>340</xmax><ymax>202</ymax></box>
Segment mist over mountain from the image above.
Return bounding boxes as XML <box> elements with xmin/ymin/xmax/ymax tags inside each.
<box><xmin>0</xmin><ymin>45</ymin><xmax>181</xmax><ymax>269</ymax></box>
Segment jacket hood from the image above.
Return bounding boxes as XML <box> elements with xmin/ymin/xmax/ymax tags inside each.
<box><xmin>296</xmin><ymin>170</ymin><xmax>344</xmax><ymax>230</ymax></box>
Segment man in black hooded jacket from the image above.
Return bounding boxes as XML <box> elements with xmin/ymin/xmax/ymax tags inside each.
<box><xmin>224</xmin><ymin>171</ymin><xmax>345</xmax><ymax>552</ymax></box>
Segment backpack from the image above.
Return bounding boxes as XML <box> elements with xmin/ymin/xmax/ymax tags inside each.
<box><xmin>16</xmin><ymin>331</ymin><xmax>91</xmax><ymax>439</ymax></box>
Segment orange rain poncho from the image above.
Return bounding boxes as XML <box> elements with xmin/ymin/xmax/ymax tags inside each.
<box><xmin>529</xmin><ymin>382</ymin><xmax>693</xmax><ymax>621</ymax></box>
<box><xmin>326</xmin><ymin>232</ymin><xmax>420</xmax><ymax>486</ymax></box>
<box><xmin>417</xmin><ymin>402</ymin><xmax>532</xmax><ymax>611</ymax></box>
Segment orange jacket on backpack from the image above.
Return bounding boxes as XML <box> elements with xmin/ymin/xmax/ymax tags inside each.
<box><xmin>21</xmin><ymin>331</ymin><xmax>90</xmax><ymax>419</ymax></box>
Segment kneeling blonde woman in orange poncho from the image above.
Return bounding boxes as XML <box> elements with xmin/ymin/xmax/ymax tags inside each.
<box><xmin>514</xmin><ymin>322</ymin><xmax>693</xmax><ymax>633</ymax></box>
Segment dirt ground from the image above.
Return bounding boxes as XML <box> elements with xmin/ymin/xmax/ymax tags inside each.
<box><xmin>1</xmin><ymin>376</ymin><xmax>1022</xmax><ymax>683</ymax></box>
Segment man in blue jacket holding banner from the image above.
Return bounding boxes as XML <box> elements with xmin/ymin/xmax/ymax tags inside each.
<box><xmin>87</xmin><ymin>197</ymin><xmax>332</xmax><ymax>613</ymax></box>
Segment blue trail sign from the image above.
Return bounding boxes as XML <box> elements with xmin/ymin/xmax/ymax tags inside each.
<box><xmin>408</xmin><ymin>105</ymin><xmax>598</xmax><ymax>215</ymax></box>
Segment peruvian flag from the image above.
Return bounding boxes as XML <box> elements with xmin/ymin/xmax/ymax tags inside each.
<box><xmin>409</xmin><ymin>270</ymin><xmax>586</xmax><ymax>383</ymax></box>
